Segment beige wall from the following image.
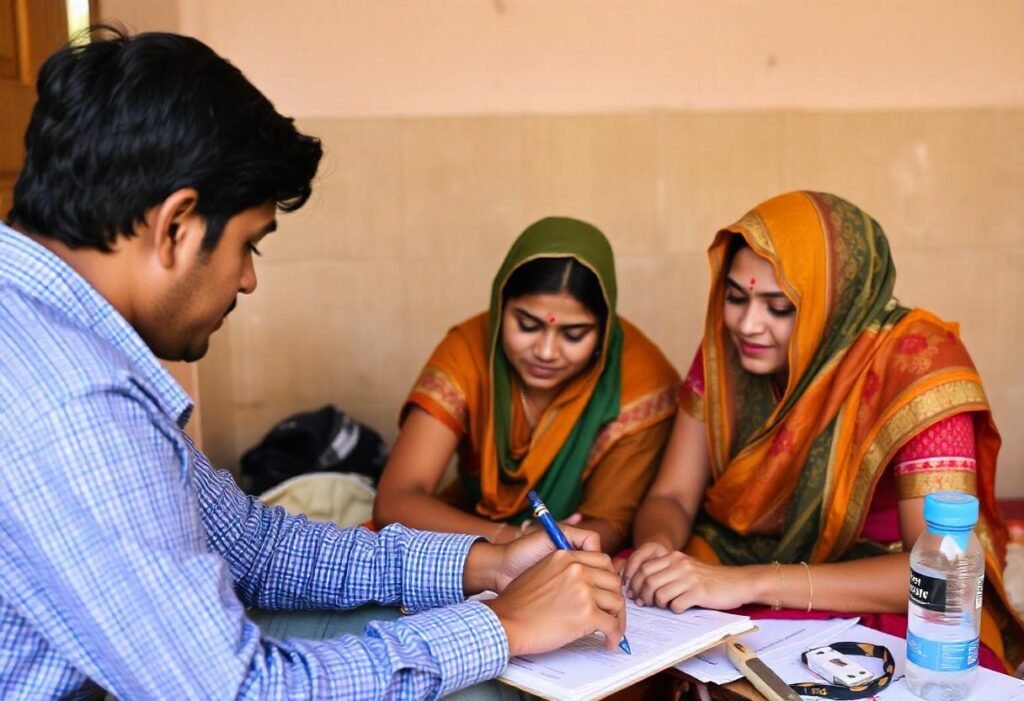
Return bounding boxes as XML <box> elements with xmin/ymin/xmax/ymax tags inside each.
<box><xmin>98</xmin><ymin>2</ymin><xmax>1024</xmax><ymax>496</ymax></box>
<box><xmin>184</xmin><ymin>1</ymin><xmax>1024</xmax><ymax>115</ymax></box>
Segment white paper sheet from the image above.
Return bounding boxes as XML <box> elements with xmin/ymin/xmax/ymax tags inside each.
<box><xmin>499</xmin><ymin>602</ymin><xmax>753</xmax><ymax>700</ymax></box>
<box><xmin>681</xmin><ymin>620</ymin><xmax>1024</xmax><ymax>700</ymax></box>
<box><xmin>676</xmin><ymin>616</ymin><xmax>861</xmax><ymax>684</ymax></box>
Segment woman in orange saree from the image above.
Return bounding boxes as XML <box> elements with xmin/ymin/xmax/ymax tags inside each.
<box><xmin>622</xmin><ymin>191</ymin><xmax>1023</xmax><ymax>672</ymax></box>
<box><xmin>374</xmin><ymin>217</ymin><xmax>679</xmax><ymax>554</ymax></box>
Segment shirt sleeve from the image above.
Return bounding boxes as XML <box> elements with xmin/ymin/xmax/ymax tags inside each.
<box><xmin>0</xmin><ymin>390</ymin><xmax>507</xmax><ymax>700</ymax></box>
<box><xmin>193</xmin><ymin>444</ymin><xmax>472</xmax><ymax>613</ymax></box>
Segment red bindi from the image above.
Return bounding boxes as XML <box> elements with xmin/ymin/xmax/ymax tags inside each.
<box><xmin>547</xmin><ymin>314</ymin><xmax>557</xmax><ymax>324</ymax></box>
<box><xmin>748</xmin><ymin>277</ymin><xmax>756</xmax><ymax>290</ymax></box>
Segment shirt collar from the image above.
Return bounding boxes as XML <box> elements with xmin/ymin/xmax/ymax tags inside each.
<box><xmin>0</xmin><ymin>222</ymin><xmax>194</xmax><ymax>427</ymax></box>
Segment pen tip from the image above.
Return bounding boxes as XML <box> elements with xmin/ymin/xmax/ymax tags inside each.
<box><xmin>619</xmin><ymin>638</ymin><xmax>632</xmax><ymax>655</ymax></box>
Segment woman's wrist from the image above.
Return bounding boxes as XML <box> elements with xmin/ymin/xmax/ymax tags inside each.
<box><xmin>751</xmin><ymin>563</ymin><xmax>781</xmax><ymax>607</ymax></box>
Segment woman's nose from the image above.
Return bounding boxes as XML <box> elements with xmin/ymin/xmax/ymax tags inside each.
<box><xmin>738</xmin><ymin>304</ymin><xmax>764</xmax><ymax>335</ymax></box>
<box><xmin>534</xmin><ymin>330</ymin><xmax>558</xmax><ymax>360</ymax></box>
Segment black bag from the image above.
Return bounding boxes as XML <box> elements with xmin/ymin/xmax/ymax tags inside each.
<box><xmin>240</xmin><ymin>404</ymin><xmax>388</xmax><ymax>495</ymax></box>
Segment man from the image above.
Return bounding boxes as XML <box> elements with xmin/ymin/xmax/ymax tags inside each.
<box><xmin>0</xmin><ymin>27</ymin><xmax>626</xmax><ymax>699</ymax></box>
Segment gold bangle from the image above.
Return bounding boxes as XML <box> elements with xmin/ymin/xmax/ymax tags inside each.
<box><xmin>770</xmin><ymin>561</ymin><xmax>783</xmax><ymax>610</ymax></box>
<box><xmin>800</xmin><ymin>561</ymin><xmax>813</xmax><ymax>613</ymax></box>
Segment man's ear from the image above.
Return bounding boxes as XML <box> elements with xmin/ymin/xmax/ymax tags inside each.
<box><xmin>150</xmin><ymin>188</ymin><xmax>201</xmax><ymax>270</ymax></box>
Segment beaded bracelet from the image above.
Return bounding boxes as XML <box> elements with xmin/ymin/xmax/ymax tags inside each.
<box><xmin>770</xmin><ymin>560</ymin><xmax>784</xmax><ymax>610</ymax></box>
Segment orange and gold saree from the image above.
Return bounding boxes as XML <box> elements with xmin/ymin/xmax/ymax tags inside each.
<box><xmin>404</xmin><ymin>217</ymin><xmax>679</xmax><ymax>539</ymax></box>
<box><xmin>684</xmin><ymin>191</ymin><xmax>1023</xmax><ymax>669</ymax></box>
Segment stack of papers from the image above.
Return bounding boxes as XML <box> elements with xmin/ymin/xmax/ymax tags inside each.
<box><xmin>679</xmin><ymin>618</ymin><xmax>1024</xmax><ymax>700</ymax></box>
<box><xmin>499</xmin><ymin>603</ymin><xmax>754</xmax><ymax>700</ymax></box>
<box><xmin>677</xmin><ymin>616</ymin><xmax>860</xmax><ymax>684</ymax></box>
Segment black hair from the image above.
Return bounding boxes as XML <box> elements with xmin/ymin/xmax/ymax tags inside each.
<box><xmin>8</xmin><ymin>25</ymin><xmax>322</xmax><ymax>252</ymax></box>
<box><xmin>723</xmin><ymin>234</ymin><xmax>750</xmax><ymax>274</ymax></box>
<box><xmin>502</xmin><ymin>257</ymin><xmax>609</xmax><ymax>329</ymax></box>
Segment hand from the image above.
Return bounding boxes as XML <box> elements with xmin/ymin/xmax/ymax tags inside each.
<box><xmin>484</xmin><ymin>549</ymin><xmax>626</xmax><ymax>657</ymax></box>
<box><xmin>626</xmin><ymin>550</ymin><xmax>753</xmax><ymax>613</ymax></box>
<box><xmin>617</xmin><ymin>539</ymin><xmax>672</xmax><ymax>586</ymax></box>
<box><xmin>492</xmin><ymin>524</ymin><xmax>601</xmax><ymax>592</ymax></box>
<box><xmin>516</xmin><ymin>512</ymin><xmax>582</xmax><ymax>540</ymax></box>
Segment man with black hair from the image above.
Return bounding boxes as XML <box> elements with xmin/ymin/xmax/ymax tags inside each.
<box><xmin>0</xmin><ymin>28</ymin><xmax>626</xmax><ymax>699</ymax></box>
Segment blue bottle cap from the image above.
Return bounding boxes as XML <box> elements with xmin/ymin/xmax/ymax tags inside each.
<box><xmin>924</xmin><ymin>491</ymin><xmax>979</xmax><ymax>531</ymax></box>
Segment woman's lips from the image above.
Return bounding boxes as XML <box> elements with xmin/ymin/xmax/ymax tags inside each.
<box><xmin>739</xmin><ymin>340</ymin><xmax>772</xmax><ymax>357</ymax></box>
<box><xmin>524</xmin><ymin>363</ymin><xmax>560</xmax><ymax>379</ymax></box>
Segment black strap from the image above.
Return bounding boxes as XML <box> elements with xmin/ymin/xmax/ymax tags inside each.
<box><xmin>790</xmin><ymin>642</ymin><xmax>895</xmax><ymax>700</ymax></box>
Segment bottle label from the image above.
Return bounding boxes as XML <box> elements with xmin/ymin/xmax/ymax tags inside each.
<box><xmin>907</xmin><ymin>630</ymin><xmax>979</xmax><ymax>672</ymax></box>
<box><xmin>976</xmin><ymin>573</ymin><xmax>985</xmax><ymax>610</ymax></box>
<box><xmin>909</xmin><ymin>568</ymin><xmax>947</xmax><ymax>612</ymax></box>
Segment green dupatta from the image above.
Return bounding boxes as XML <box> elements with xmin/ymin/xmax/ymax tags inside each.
<box><xmin>462</xmin><ymin>217</ymin><xmax>624</xmax><ymax>522</ymax></box>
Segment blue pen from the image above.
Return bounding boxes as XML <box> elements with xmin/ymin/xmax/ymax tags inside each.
<box><xmin>526</xmin><ymin>490</ymin><xmax>632</xmax><ymax>655</ymax></box>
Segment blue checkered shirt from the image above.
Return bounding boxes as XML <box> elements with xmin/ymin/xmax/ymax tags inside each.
<box><xmin>0</xmin><ymin>223</ymin><xmax>509</xmax><ymax>699</ymax></box>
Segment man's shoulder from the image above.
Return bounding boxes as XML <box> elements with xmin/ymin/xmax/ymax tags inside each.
<box><xmin>0</xmin><ymin>283</ymin><xmax>138</xmax><ymax>432</ymax></box>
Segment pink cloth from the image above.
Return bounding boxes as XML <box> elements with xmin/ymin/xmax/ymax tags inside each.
<box><xmin>861</xmin><ymin>412</ymin><xmax>978</xmax><ymax>543</ymax></box>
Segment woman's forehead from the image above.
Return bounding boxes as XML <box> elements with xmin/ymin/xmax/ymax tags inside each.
<box><xmin>728</xmin><ymin>247</ymin><xmax>782</xmax><ymax>289</ymax></box>
<box><xmin>506</xmin><ymin>291</ymin><xmax>596</xmax><ymax>320</ymax></box>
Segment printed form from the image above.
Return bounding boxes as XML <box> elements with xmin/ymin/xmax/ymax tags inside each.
<box><xmin>499</xmin><ymin>602</ymin><xmax>753</xmax><ymax>700</ymax></box>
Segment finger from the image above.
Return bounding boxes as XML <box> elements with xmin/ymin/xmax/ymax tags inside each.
<box><xmin>621</xmin><ymin>543</ymin><xmax>664</xmax><ymax>583</ymax></box>
<box><xmin>649</xmin><ymin>577</ymin><xmax>692</xmax><ymax>610</ymax></box>
<box><xmin>560</xmin><ymin>525</ymin><xmax>602</xmax><ymax>552</ymax></box>
<box><xmin>589</xmin><ymin>587</ymin><xmax>627</xmax><ymax>647</ymax></box>
<box><xmin>517</xmin><ymin>529</ymin><xmax>557</xmax><ymax>556</ymax></box>
<box><xmin>630</xmin><ymin>555</ymin><xmax>675</xmax><ymax>601</ymax></box>
<box><xmin>637</xmin><ymin>560</ymin><xmax>689</xmax><ymax>606</ymax></box>
<box><xmin>561</xmin><ymin>513</ymin><xmax>582</xmax><ymax>526</ymax></box>
<box><xmin>620</xmin><ymin>553</ymin><xmax>641</xmax><ymax>584</ymax></box>
<box><xmin>612</xmin><ymin>556</ymin><xmax>626</xmax><ymax>575</ymax></box>
<box><xmin>587</xmin><ymin>599</ymin><xmax>628</xmax><ymax>652</ymax></box>
<box><xmin>560</xmin><ymin>550</ymin><xmax>616</xmax><ymax>575</ymax></box>
<box><xmin>668</xmin><ymin>589</ymin><xmax>701</xmax><ymax>614</ymax></box>
<box><xmin>626</xmin><ymin>565</ymin><xmax>647</xmax><ymax>600</ymax></box>
<box><xmin>574</xmin><ymin>590</ymin><xmax>628</xmax><ymax>653</ymax></box>
<box><xmin>584</xmin><ymin>562</ymin><xmax>627</xmax><ymax>594</ymax></box>
<box><xmin>618</xmin><ymin>548</ymin><xmax>643</xmax><ymax>581</ymax></box>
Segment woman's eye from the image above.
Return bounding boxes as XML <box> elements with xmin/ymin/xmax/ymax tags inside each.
<box><xmin>563</xmin><ymin>331</ymin><xmax>587</xmax><ymax>343</ymax></box>
<box><xmin>769</xmin><ymin>306</ymin><xmax>796</xmax><ymax>317</ymax></box>
<box><xmin>517</xmin><ymin>320</ymin><xmax>540</xmax><ymax>333</ymax></box>
<box><xmin>247</xmin><ymin>243</ymin><xmax>262</xmax><ymax>257</ymax></box>
<box><xmin>724</xmin><ymin>294</ymin><xmax>747</xmax><ymax>305</ymax></box>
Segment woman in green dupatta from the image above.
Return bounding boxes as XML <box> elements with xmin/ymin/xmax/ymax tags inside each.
<box><xmin>374</xmin><ymin>217</ymin><xmax>679</xmax><ymax>553</ymax></box>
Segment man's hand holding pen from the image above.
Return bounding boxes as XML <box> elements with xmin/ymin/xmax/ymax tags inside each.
<box><xmin>464</xmin><ymin>526</ymin><xmax>628</xmax><ymax>657</ymax></box>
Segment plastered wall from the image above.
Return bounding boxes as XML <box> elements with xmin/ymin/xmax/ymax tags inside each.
<box><xmin>97</xmin><ymin>1</ymin><xmax>1024</xmax><ymax>495</ymax></box>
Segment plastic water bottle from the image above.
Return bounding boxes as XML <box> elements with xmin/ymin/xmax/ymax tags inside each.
<box><xmin>906</xmin><ymin>491</ymin><xmax>985</xmax><ymax>700</ymax></box>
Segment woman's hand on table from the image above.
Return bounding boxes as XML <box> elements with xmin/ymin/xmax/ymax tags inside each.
<box><xmin>623</xmin><ymin>549</ymin><xmax>754</xmax><ymax>613</ymax></box>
